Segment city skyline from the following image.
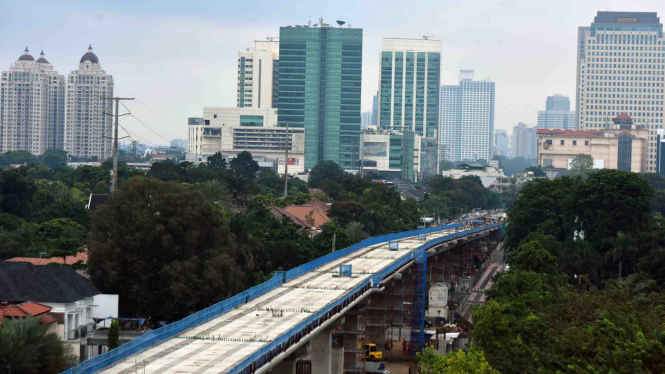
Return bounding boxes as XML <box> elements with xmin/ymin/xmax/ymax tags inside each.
<box><xmin>1</xmin><ymin>0</ymin><xmax>662</xmax><ymax>146</ymax></box>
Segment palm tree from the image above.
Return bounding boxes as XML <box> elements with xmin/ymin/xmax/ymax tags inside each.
<box><xmin>0</xmin><ymin>315</ymin><xmax>70</xmax><ymax>373</ymax></box>
<box><xmin>610</xmin><ymin>231</ymin><xmax>635</xmax><ymax>280</ymax></box>
<box><xmin>197</xmin><ymin>180</ymin><xmax>233</xmax><ymax>208</ymax></box>
<box><xmin>225</xmin><ymin>170</ymin><xmax>254</xmax><ymax>207</ymax></box>
<box><xmin>345</xmin><ymin>221</ymin><xmax>366</xmax><ymax>244</ymax></box>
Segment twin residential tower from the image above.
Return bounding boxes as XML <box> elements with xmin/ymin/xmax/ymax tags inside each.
<box><xmin>0</xmin><ymin>46</ymin><xmax>113</xmax><ymax>159</ymax></box>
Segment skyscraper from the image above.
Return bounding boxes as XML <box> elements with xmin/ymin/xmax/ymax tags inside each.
<box><xmin>278</xmin><ymin>20</ymin><xmax>363</xmax><ymax>169</ymax></box>
<box><xmin>512</xmin><ymin>123</ymin><xmax>537</xmax><ymax>159</ymax></box>
<box><xmin>371</xmin><ymin>93</ymin><xmax>378</xmax><ymax>126</ymax></box>
<box><xmin>440</xmin><ymin>70</ymin><xmax>495</xmax><ymax>162</ymax></box>
<box><xmin>361</xmin><ymin>112</ymin><xmax>372</xmax><ymax>128</ymax></box>
<box><xmin>494</xmin><ymin>129</ymin><xmax>509</xmax><ymax>157</ymax></box>
<box><xmin>0</xmin><ymin>48</ymin><xmax>65</xmax><ymax>155</ymax></box>
<box><xmin>237</xmin><ymin>39</ymin><xmax>279</xmax><ymax>109</ymax></box>
<box><xmin>576</xmin><ymin>11</ymin><xmax>665</xmax><ymax>171</ymax></box>
<box><xmin>537</xmin><ymin>94</ymin><xmax>576</xmax><ymax>130</ymax></box>
<box><xmin>378</xmin><ymin>38</ymin><xmax>441</xmax><ymax>138</ymax></box>
<box><xmin>64</xmin><ymin>46</ymin><xmax>114</xmax><ymax>159</ymax></box>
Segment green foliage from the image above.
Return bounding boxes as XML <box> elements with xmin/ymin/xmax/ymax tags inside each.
<box><xmin>107</xmin><ymin>320</ymin><xmax>120</xmax><ymax>350</ymax></box>
<box><xmin>0</xmin><ymin>150</ymin><xmax>38</xmax><ymax>166</ymax></box>
<box><xmin>38</xmin><ymin>149</ymin><xmax>69</xmax><ymax>169</ymax></box>
<box><xmin>345</xmin><ymin>221</ymin><xmax>366</xmax><ymax>244</ymax></box>
<box><xmin>494</xmin><ymin>156</ymin><xmax>536</xmax><ymax>176</ymax></box>
<box><xmin>206</xmin><ymin>152</ymin><xmax>227</xmax><ymax>169</ymax></box>
<box><xmin>569</xmin><ymin>153</ymin><xmax>594</xmax><ymax>178</ymax></box>
<box><xmin>475</xmin><ymin>168</ymin><xmax>665</xmax><ymax>374</ymax></box>
<box><xmin>426</xmin><ymin>174</ymin><xmax>497</xmax><ymax>213</ymax></box>
<box><xmin>418</xmin><ymin>347</ymin><xmax>499</xmax><ymax>374</ymax></box>
<box><xmin>88</xmin><ymin>177</ymin><xmax>246</xmax><ymax>320</ymax></box>
<box><xmin>308</xmin><ymin>160</ymin><xmax>344</xmax><ymax>188</ymax></box>
<box><xmin>525</xmin><ymin>165</ymin><xmax>545</xmax><ymax>177</ymax></box>
<box><xmin>328</xmin><ymin>201</ymin><xmax>365</xmax><ymax>227</ymax></box>
<box><xmin>230</xmin><ymin>151</ymin><xmax>260</xmax><ymax>179</ymax></box>
<box><xmin>0</xmin><ymin>315</ymin><xmax>69</xmax><ymax>374</ymax></box>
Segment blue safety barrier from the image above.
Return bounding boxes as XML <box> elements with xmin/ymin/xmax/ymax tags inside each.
<box><xmin>62</xmin><ymin>222</ymin><xmax>496</xmax><ymax>374</ymax></box>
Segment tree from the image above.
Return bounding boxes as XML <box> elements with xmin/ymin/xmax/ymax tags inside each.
<box><xmin>345</xmin><ymin>221</ymin><xmax>366</xmax><ymax>244</ymax></box>
<box><xmin>197</xmin><ymin>180</ymin><xmax>233</xmax><ymax>208</ymax></box>
<box><xmin>610</xmin><ymin>231</ymin><xmax>635</xmax><ymax>279</ymax></box>
<box><xmin>38</xmin><ymin>149</ymin><xmax>69</xmax><ymax>169</ymax></box>
<box><xmin>225</xmin><ymin>170</ymin><xmax>255</xmax><ymax>206</ymax></box>
<box><xmin>147</xmin><ymin>162</ymin><xmax>187</xmax><ymax>182</ymax></box>
<box><xmin>35</xmin><ymin>218</ymin><xmax>87</xmax><ymax>262</ymax></box>
<box><xmin>525</xmin><ymin>165</ymin><xmax>545</xmax><ymax>177</ymax></box>
<box><xmin>229</xmin><ymin>151</ymin><xmax>259</xmax><ymax>179</ymax></box>
<box><xmin>107</xmin><ymin>319</ymin><xmax>120</xmax><ymax>350</ymax></box>
<box><xmin>206</xmin><ymin>151</ymin><xmax>227</xmax><ymax>169</ymax></box>
<box><xmin>570</xmin><ymin>153</ymin><xmax>594</xmax><ymax>178</ymax></box>
<box><xmin>87</xmin><ymin>177</ymin><xmax>246</xmax><ymax>320</ymax></box>
<box><xmin>0</xmin><ymin>150</ymin><xmax>38</xmax><ymax>166</ymax></box>
<box><xmin>308</xmin><ymin>160</ymin><xmax>344</xmax><ymax>188</ymax></box>
<box><xmin>418</xmin><ymin>347</ymin><xmax>499</xmax><ymax>374</ymax></box>
<box><xmin>0</xmin><ymin>169</ymin><xmax>34</xmax><ymax>219</ymax></box>
<box><xmin>0</xmin><ymin>315</ymin><xmax>69</xmax><ymax>374</ymax></box>
<box><xmin>328</xmin><ymin>201</ymin><xmax>365</xmax><ymax>227</ymax></box>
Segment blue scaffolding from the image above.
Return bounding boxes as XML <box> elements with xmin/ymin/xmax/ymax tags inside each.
<box><xmin>409</xmin><ymin>249</ymin><xmax>427</xmax><ymax>355</ymax></box>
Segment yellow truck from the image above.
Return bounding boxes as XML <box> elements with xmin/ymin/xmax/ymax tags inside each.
<box><xmin>358</xmin><ymin>342</ymin><xmax>383</xmax><ymax>361</ymax></box>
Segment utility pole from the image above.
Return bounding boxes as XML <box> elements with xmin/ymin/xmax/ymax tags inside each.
<box><xmin>102</xmin><ymin>96</ymin><xmax>134</xmax><ymax>192</ymax></box>
<box><xmin>283</xmin><ymin>122</ymin><xmax>289</xmax><ymax>199</ymax></box>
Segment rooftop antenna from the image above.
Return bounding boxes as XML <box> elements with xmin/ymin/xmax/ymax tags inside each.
<box><xmin>308</xmin><ymin>20</ymin><xmax>312</xmax><ymax>26</ymax></box>
<box><xmin>336</xmin><ymin>20</ymin><xmax>346</xmax><ymax>28</ymax></box>
<box><xmin>423</xmin><ymin>35</ymin><xmax>435</xmax><ymax>40</ymax></box>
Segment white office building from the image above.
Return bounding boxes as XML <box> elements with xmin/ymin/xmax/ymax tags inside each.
<box><xmin>378</xmin><ymin>38</ymin><xmax>441</xmax><ymax>138</ymax></box>
<box><xmin>576</xmin><ymin>11</ymin><xmax>665</xmax><ymax>171</ymax></box>
<box><xmin>512</xmin><ymin>123</ymin><xmax>537</xmax><ymax>159</ymax></box>
<box><xmin>64</xmin><ymin>46</ymin><xmax>114</xmax><ymax>159</ymax></box>
<box><xmin>188</xmin><ymin>107</ymin><xmax>305</xmax><ymax>174</ymax></box>
<box><xmin>440</xmin><ymin>70</ymin><xmax>495</xmax><ymax>162</ymax></box>
<box><xmin>0</xmin><ymin>48</ymin><xmax>65</xmax><ymax>155</ymax></box>
<box><xmin>237</xmin><ymin>39</ymin><xmax>279</xmax><ymax>109</ymax></box>
<box><xmin>537</xmin><ymin>95</ymin><xmax>576</xmax><ymax>130</ymax></box>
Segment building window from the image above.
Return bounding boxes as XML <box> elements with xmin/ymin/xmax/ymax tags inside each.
<box><xmin>543</xmin><ymin>158</ymin><xmax>553</xmax><ymax>167</ymax></box>
<box><xmin>546</xmin><ymin>140</ymin><xmax>552</xmax><ymax>145</ymax></box>
<box><xmin>585</xmin><ymin>140</ymin><xmax>589</xmax><ymax>145</ymax></box>
<box><xmin>617</xmin><ymin>134</ymin><xmax>633</xmax><ymax>171</ymax></box>
<box><xmin>573</xmin><ymin>140</ymin><xmax>577</xmax><ymax>145</ymax></box>
<box><xmin>213</xmin><ymin>114</ymin><xmax>217</xmax><ymax>119</ymax></box>
<box><xmin>560</xmin><ymin>140</ymin><xmax>565</xmax><ymax>145</ymax></box>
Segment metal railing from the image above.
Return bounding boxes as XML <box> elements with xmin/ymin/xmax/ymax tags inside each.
<box><xmin>61</xmin><ymin>223</ymin><xmax>497</xmax><ymax>374</ymax></box>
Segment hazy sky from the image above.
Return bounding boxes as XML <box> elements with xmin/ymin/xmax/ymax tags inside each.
<box><xmin>1</xmin><ymin>0</ymin><xmax>662</xmax><ymax>146</ymax></box>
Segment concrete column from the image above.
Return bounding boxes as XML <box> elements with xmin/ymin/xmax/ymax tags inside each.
<box><xmin>331</xmin><ymin>343</ymin><xmax>344</xmax><ymax>374</ymax></box>
<box><xmin>311</xmin><ymin>329</ymin><xmax>333</xmax><ymax>374</ymax></box>
<box><xmin>343</xmin><ymin>312</ymin><xmax>359</xmax><ymax>372</ymax></box>
<box><xmin>365</xmin><ymin>293</ymin><xmax>387</xmax><ymax>356</ymax></box>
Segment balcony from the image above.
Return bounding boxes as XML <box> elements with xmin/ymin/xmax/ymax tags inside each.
<box><xmin>66</xmin><ymin>323</ymin><xmax>94</xmax><ymax>341</ymax></box>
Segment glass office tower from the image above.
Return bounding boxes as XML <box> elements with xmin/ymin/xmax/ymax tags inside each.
<box><xmin>278</xmin><ymin>22</ymin><xmax>363</xmax><ymax>170</ymax></box>
<box><xmin>378</xmin><ymin>38</ymin><xmax>441</xmax><ymax>138</ymax></box>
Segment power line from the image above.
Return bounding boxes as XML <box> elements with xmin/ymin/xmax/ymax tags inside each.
<box><xmin>120</xmin><ymin>124</ymin><xmax>159</xmax><ymax>147</ymax></box>
<box><xmin>120</xmin><ymin>102</ymin><xmax>181</xmax><ymax>144</ymax></box>
<box><xmin>133</xmin><ymin>99</ymin><xmax>187</xmax><ymax>135</ymax></box>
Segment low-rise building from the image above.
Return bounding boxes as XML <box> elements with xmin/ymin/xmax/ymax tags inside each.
<box><xmin>188</xmin><ymin>107</ymin><xmax>305</xmax><ymax>174</ymax></box>
<box><xmin>442</xmin><ymin>163</ymin><xmax>505</xmax><ymax>188</ymax></box>
<box><xmin>0</xmin><ymin>262</ymin><xmax>119</xmax><ymax>361</ymax></box>
<box><xmin>361</xmin><ymin>127</ymin><xmax>437</xmax><ymax>182</ymax></box>
<box><xmin>537</xmin><ymin>114</ymin><xmax>648</xmax><ymax>173</ymax></box>
<box><xmin>269</xmin><ymin>199</ymin><xmax>330</xmax><ymax>235</ymax></box>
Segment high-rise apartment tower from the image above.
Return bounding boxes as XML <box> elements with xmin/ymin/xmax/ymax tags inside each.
<box><xmin>440</xmin><ymin>70</ymin><xmax>495</xmax><ymax>162</ymax></box>
<box><xmin>0</xmin><ymin>48</ymin><xmax>65</xmax><ymax>154</ymax></box>
<box><xmin>64</xmin><ymin>46</ymin><xmax>114</xmax><ymax>159</ymax></box>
